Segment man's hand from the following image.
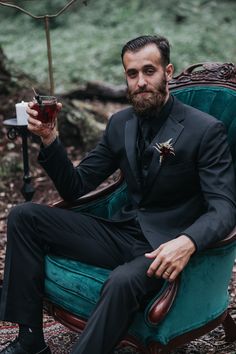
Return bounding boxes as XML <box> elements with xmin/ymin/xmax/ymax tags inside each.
<box><xmin>145</xmin><ymin>235</ymin><xmax>196</xmax><ymax>282</ymax></box>
<box><xmin>26</xmin><ymin>102</ymin><xmax>62</xmax><ymax>146</ymax></box>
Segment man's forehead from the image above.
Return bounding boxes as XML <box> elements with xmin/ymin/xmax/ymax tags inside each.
<box><xmin>123</xmin><ymin>44</ymin><xmax>162</xmax><ymax>69</ymax></box>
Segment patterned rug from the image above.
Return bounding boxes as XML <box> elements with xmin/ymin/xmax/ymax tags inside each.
<box><xmin>1</xmin><ymin>312</ymin><xmax>236</xmax><ymax>354</ymax></box>
<box><xmin>0</xmin><ymin>311</ymin><xmax>142</xmax><ymax>354</ymax></box>
<box><xmin>0</xmin><ymin>315</ymin><xmax>77</xmax><ymax>353</ymax></box>
<box><xmin>0</xmin><ymin>314</ymin><xmax>138</xmax><ymax>354</ymax></box>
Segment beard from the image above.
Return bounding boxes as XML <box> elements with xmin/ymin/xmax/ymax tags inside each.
<box><xmin>127</xmin><ymin>76</ymin><xmax>168</xmax><ymax>118</ymax></box>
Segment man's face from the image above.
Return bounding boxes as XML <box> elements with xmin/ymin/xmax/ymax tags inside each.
<box><xmin>123</xmin><ymin>44</ymin><xmax>173</xmax><ymax>117</ymax></box>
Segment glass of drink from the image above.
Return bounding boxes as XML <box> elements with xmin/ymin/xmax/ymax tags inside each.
<box><xmin>32</xmin><ymin>96</ymin><xmax>58</xmax><ymax>129</ymax></box>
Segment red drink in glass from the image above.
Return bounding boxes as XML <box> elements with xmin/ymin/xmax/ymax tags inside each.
<box><xmin>32</xmin><ymin>96</ymin><xmax>58</xmax><ymax>129</ymax></box>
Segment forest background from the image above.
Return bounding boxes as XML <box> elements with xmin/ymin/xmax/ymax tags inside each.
<box><xmin>0</xmin><ymin>0</ymin><xmax>235</xmax><ymax>93</ymax></box>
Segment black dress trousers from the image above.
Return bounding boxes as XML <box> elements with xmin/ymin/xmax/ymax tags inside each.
<box><xmin>0</xmin><ymin>202</ymin><xmax>164</xmax><ymax>354</ymax></box>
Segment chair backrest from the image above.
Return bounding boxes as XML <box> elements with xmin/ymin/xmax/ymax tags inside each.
<box><xmin>170</xmin><ymin>62</ymin><xmax>236</xmax><ymax>174</ymax></box>
<box><xmin>71</xmin><ymin>62</ymin><xmax>236</xmax><ymax>219</ymax></box>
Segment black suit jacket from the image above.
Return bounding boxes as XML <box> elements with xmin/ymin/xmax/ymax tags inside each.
<box><xmin>39</xmin><ymin>97</ymin><xmax>236</xmax><ymax>251</ymax></box>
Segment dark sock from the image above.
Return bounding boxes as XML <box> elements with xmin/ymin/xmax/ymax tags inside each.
<box><xmin>18</xmin><ymin>324</ymin><xmax>46</xmax><ymax>353</ymax></box>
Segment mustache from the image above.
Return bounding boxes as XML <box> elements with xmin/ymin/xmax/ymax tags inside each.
<box><xmin>132</xmin><ymin>89</ymin><xmax>153</xmax><ymax>95</ymax></box>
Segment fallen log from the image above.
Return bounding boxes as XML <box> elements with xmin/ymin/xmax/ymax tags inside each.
<box><xmin>62</xmin><ymin>80</ymin><xmax>127</xmax><ymax>103</ymax></box>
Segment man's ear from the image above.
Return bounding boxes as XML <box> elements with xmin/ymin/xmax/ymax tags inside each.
<box><xmin>165</xmin><ymin>63</ymin><xmax>174</xmax><ymax>81</ymax></box>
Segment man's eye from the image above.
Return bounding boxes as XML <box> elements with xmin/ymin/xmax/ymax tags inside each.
<box><xmin>145</xmin><ymin>69</ymin><xmax>155</xmax><ymax>75</ymax></box>
<box><xmin>128</xmin><ymin>72</ymin><xmax>137</xmax><ymax>78</ymax></box>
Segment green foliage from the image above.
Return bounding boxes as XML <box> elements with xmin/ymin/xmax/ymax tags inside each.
<box><xmin>0</xmin><ymin>0</ymin><xmax>235</xmax><ymax>92</ymax></box>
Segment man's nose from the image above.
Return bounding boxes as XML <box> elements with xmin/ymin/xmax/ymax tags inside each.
<box><xmin>137</xmin><ymin>74</ymin><xmax>147</xmax><ymax>88</ymax></box>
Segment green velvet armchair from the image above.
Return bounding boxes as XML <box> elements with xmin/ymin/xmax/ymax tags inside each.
<box><xmin>44</xmin><ymin>62</ymin><xmax>236</xmax><ymax>354</ymax></box>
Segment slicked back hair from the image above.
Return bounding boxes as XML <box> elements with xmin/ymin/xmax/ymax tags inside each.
<box><xmin>121</xmin><ymin>35</ymin><xmax>170</xmax><ymax>67</ymax></box>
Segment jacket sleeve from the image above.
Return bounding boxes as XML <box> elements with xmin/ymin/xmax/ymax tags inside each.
<box><xmin>38</xmin><ymin>117</ymin><xmax>119</xmax><ymax>201</ymax></box>
<box><xmin>183</xmin><ymin>121</ymin><xmax>236</xmax><ymax>251</ymax></box>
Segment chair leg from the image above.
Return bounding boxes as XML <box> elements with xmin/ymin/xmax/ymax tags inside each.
<box><xmin>222</xmin><ymin>312</ymin><xmax>236</xmax><ymax>342</ymax></box>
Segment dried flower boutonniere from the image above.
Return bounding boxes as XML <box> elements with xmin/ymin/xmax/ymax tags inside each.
<box><xmin>153</xmin><ymin>138</ymin><xmax>175</xmax><ymax>164</ymax></box>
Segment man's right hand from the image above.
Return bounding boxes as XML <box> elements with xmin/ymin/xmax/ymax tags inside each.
<box><xmin>26</xmin><ymin>102</ymin><xmax>62</xmax><ymax>146</ymax></box>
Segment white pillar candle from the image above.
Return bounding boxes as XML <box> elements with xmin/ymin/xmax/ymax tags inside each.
<box><xmin>16</xmin><ymin>101</ymin><xmax>29</xmax><ymax>125</ymax></box>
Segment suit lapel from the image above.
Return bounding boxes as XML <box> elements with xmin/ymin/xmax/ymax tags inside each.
<box><xmin>124</xmin><ymin>98</ymin><xmax>186</xmax><ymax>202</ymax></box>
<box><xmin>144</xmin><ymin>98</ymin><xmax>185</xmax><ymax>192</ymax></box>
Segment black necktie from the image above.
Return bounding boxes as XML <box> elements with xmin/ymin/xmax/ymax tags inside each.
<box><xmin>140</xmin><ymin>119</ymin><xmax>151</xmax><ymax>153</ymax></box>
<box><xmin>137</xmin><ymin>119</ymin><xmax>152</xmax><ymax>185</ymax></box>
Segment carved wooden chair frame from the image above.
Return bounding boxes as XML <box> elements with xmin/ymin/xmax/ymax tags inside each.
<box><xmin>45</xmin><ymin>62</ymin><xmax>236</xmax><ymax>354</ymax></box>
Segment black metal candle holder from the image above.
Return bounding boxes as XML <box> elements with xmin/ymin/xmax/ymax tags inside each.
<box><xmin>3</xmin><ymin>118</ymin><xmax>35</xmax><ymax>201</ymax></box>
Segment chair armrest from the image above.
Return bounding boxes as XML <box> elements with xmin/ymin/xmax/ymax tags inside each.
<box><xmin>146</xmin><ymin>226</ymin><xmax>236</xmax><ymax>325</ymax></box>
<box><xmin>51</xmin><ymin>173</ymin><xmax>124</xmax><ymax>209</ymax></box>
<box><xmin>206</xmin><ymin>226</ymin><xmax>236</xmax><ymax>249</ymax></box>
<box><xmin>147</xmin><ymin>277</ymin><xmax>180</xmax><ymax>325</ymax></box>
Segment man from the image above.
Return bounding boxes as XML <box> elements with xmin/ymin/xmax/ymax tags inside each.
<box><xmin>0</xmin><ymin>35</ymin><xmax>235</xmax><ymax>354</ymax></box>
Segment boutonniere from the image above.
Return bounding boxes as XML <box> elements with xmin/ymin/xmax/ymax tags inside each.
<box><xmin>153</xmin><ymin>138</ymin><xmax>175</xmax><ymax>164</ymax></box>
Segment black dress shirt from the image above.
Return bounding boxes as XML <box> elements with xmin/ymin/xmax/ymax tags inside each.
<box><xmin>137</xmin><ymin>95</ymin><xmax>174</xmax><ymax>185</ymax></box>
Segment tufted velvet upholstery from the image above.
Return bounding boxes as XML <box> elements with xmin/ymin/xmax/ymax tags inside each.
<box><xmin>44</xmin><ymin>84</ymin><xmax>236</xmax><ymax>348</ymax></box>
<box><xmin>172</xmin><ymin>86</ymin><xmax>236</xmax><ymax>172</ymax></box>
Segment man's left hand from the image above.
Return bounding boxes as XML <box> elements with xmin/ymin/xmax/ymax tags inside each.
<box><xmin>145</xmin><ymin>235</ymin><xmax>196</xmax><ymax>281</ymax></box>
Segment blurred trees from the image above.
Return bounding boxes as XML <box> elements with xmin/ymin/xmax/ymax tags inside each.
<box><xmin>0</xmin><ymin>0</ymin><xmax>235</xmax><ymax>92</ymax></box>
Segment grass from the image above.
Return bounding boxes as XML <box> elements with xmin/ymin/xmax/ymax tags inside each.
<box><xmin>0</xmin><ymin>0</ymin><xmax>235</xmax><ymax>93</ymax></box>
